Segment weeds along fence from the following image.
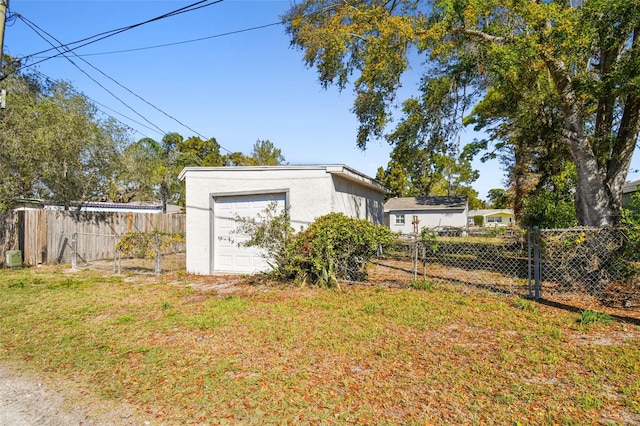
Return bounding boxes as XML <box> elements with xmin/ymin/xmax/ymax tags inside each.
<box><xmin>58</xmin><ymin>231</ymin><xmax>186</xmax><ymax>274</ymax></box>
<box><xmin>366</xmin><ymin>226</ymin><xmax>640</xmax><ymax>311</ymax></box>
<box><xmin>534</xmin><ymin>227</ymin><xmax>640</xmax><ymax>309</ymax></box>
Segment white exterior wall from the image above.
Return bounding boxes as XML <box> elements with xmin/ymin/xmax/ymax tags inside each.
<box><xmin>332</xmin><ymin>175</ymin><xmax>384</xmax><ymax>225</ymax></box>
<box><xmin>388</xmin><ymin>209</ymin><xmax>468</xmax><ymax>234</ymax></box>
<box><xmin>181</xmin><ymin>166</ymin><xmax>386</xmax><ymax>275</ymax></box>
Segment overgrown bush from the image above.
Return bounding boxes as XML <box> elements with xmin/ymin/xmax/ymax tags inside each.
<box><xmin>231</xmin><ymin>202</ymin><xmax>295</xmax><ymax>274</ymax></box>
<box><xmin>620</xmin><ymin>192</ymin><xmax>640</xmax><ymax>262</ymax></box>
<box><xmin>420</xmin><ymin>227</ymin><xmax>439</xmax><ymax>254</ymax></box>
<box><xmin>116</xmin><ymin>231</ymin><xmax>185</xmax><ymax>258</ymax></box>
<box><xmin>288</xmin><ymin>212</ymin><xmax>397</xmax><ymax>286</ymax></box>
<box><xmin>234</xmin><ymin>205</ymin><xmax>397</xmax><ymax>287</ymax></box>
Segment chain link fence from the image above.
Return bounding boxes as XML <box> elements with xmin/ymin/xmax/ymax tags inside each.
<box><xmin>54</xmin><ymin>225</ymin><xmax>640</xmax><ymax>313</ymax></box>
<box><xmin>56</xmin><ymin>232</ymin><xmax>185</xmax><ymax>274</ymax></box>
<box><xmin>368</xmin><ymin>227</ymin><xmax>530</xmax><ymax>295</ymax></box>
<box><xmin>535</xmin><ymin>227</ymin><xmax>640</xmax><ymax>309</ymax></box>
<box><xmin>357</xmin><ymin>226</ymin><xmax>639</xmax><ymax>313</ymax></box>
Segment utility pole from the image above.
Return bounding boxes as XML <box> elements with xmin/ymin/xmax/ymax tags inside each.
<box><xmin>0</xmin><ymin>0</ymin><xmax>8</xmax><ymax>108</ymax></box>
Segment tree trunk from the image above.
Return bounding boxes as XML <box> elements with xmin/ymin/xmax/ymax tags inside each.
<box><xmin>544</xmin><ymin>57</ymin><xmax>634</xmax><ymax>227</ymax></box>
<box><xmin>562</xmin><ymin>112</ymin><xmax>618</xmax><ymax>227</ymax></box>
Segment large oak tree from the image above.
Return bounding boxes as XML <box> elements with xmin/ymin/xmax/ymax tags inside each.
<box><xmin>284</xmin><ymin>0</ymin><xmax>640</xmax><ymax>226</ymax></box>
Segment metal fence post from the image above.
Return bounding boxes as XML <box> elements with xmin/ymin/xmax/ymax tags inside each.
<box><xmin>533</xmin><ymin>226</ymin><xmax>541</xmax><ymax>300</ymax></box>
<box><xmin>413</xmin><ymin>241</ymin><xmax>418</xmax><ymax>281</ymax></box>
<box><xmin>421</xmin><ymin>244</ymin><xmax>426</xmax><ymax>281</ymax></box>
<box><xmin>527</xmin><ymin>228</ymin><xmax>533</xmax><ymax>298</ymax></box>
<box><xmin>71</xmin><ymin>232</ymin><xmax>77</xmax><ymax>269</ymax></box>
<box><xmin>155</xmin><ymin>233</ymin><xmax>161</xmax><ymax>275</ymax></box>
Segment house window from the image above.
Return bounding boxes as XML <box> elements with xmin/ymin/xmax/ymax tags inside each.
<box><xmin>395</xmin><ymin>214</ymin><xmax>405</xmax><ymax>225</ymax></box>
<box><xmin>487</xmin><ymin>216</ymin><xmax>503</xmax><ymax>223</ymax></box>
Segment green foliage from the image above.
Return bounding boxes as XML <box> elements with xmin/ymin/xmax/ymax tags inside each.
<box><xmin>520</xmin><ymin>163</ymin><xmax>578</xmax><ymax>229</ymax></box>
<box><xmin>513</xmin><ymin>298</ymin><xmax>537</xmax><ymax>313</ymax></box>
<box><xmin>473</xmin><ymin>215</ymin><xmax>484</xmax><ymax>227</ymax></box>
<box><xmin>246</xmin><ymin>139</ymin><xmax>286</xmax><ymax>166</ymax></box>
<box><xmin>232</xmin><ymin>202</ymin><xmax>295</xmax><ymax>273</ymax></box>
<box><xmin>288</xmin><ymin>212</ymin><xmax>397</xmax><ymax>286</ymax></box>
<box><xmin>235</xmin><ymin>205</ymin><xmax>397</xmax><ymax>287</ymax></box>
<box><xmin>116</xmin><ymin>231</ymin><xmax>185</xmax><ymax>259</ymax></box>
<box><xmin>177</xmin><ymin>136</ymin><xmax>225</xmax><ymax>167</ymax></box>
<box><xmin>116</xmin><ymin>315</ymin><xmax>136</xmax><ymax>324</ymax></box>
<box><xmin>420</xmin><ymin>227</ymin><xmax>440</xmax><ymax>254</ymax></box>
<box><xmin>620</xmin><ymin>192</ymin><xmax>640</xmax><ymax>258</ymax></box>
<box><xmin>410</xmin><ymin>279</ymin><xmax>435</xmax><ymax>291</ymax></box>
<box><xmin>487</xmin><ymin>189</ymin><xmax>512</xmax><ymax>209</ymax></box>
<box><xmin>117</xmin><ymin>134</ymin><xmax>199</xmax><ymax>209</ymax></box>
<box><xmin>578</xmin><ymin>310</ymin><xmax>612</xmax><ymax>326</ymax></box>
<box><xmin>284</xmin><ymin>0</ymin><xmax>640</xmax><ymax>226</ymax></box>
<box><xmin>0</xmin><ymin>68</ymin><xmax>128</xmax><ymax>210</ymax></box>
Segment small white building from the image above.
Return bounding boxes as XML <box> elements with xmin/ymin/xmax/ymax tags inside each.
<box><xmin>179</xmin><ymin>165</ymin><xmax>387</xmax><ymax>275</ymax></box>
<box><xmin>468</xmin><ymin>209</ymin><xmax>515</xmax><ymax>227</ymax></box>
<box><xmin>384</xmin><ymin>196</ymin><xmax>469</xmax><ymax>234</ymax></box>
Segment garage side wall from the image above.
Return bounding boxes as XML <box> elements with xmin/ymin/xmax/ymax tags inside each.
<box><xmin>331</xmin><ymin>175</ymin><xmax>385</xmax><ymax>225</ymax></box>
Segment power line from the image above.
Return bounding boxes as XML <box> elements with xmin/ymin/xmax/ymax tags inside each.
<box><xmin>57</xmin><ymin>22</ymin><xmax>282</xmax><ymax>58</ymax></box>
<box><xmin>19</xmin><ymin>14</ymin><xmax>167</xmax><ymax>135</ymax></box>
<box><xmin>32</xmin><ymin>68</ymin><xmax>159</xmax><ymax>140</ymax></box>
<box><xmin>14</xmin><ymin>0</ymin><xmax>224</xmax><ymax>70</ymax></box>
<box><xmin>17</xmin><ymin>13</ymin><xmax>235</xmax><ymax>153</ymax></box>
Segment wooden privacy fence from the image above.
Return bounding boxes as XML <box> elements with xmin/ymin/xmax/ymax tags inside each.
<box><xmin>0</xmin><ymin>210</ymin><xmax>185</xmax><ymax>266</ymax></box>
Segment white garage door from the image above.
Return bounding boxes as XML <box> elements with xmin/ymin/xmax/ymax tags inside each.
<box><xmin>213</xmin><ymin>193</ymin><xmax>286</xmax><ymax>273</ymax></box>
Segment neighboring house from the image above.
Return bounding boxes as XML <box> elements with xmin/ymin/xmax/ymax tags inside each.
<box><xmin>622</xmin><ymin>179</ymin><xmax>640</xmax><ymax>208</ymax></box>
<box><xmin>178</xmin><ymin>165</ymin><xmax>388</xmax><ymax>275</ymax></box>
<box><xmin>384</xmin><ymin>196</ymin><xmax>469</xmax><ymax>234</ymax></box>
<box><xmin>468</xmin><ymin>209</ymin><xmax>515</xmax><ymax>227</ymax></box>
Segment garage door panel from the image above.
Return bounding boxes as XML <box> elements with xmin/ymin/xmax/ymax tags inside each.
<box><xmin>235</xmin><ymin>204</ymin><xmax>250</xmax><ymax>211</ymax></box>
<box><xmin>213</xmin><ymin>193</ymin><xmax>285</xmax><ymax>273</ymax></box>
<box><xmin>252</xmin><ymin>199</ymin><xmax>271</xmax><ymax>209</ymax></box>
<box><xmin>217</xmin><ymin>255</ymin><xmax>233</xmax><ymax>268</ymax></box>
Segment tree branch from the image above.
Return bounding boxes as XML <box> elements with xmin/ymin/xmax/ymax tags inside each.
<box><xmin>452</xmin><ymin>28</ymin><xmax>508</xmax><ymax>44</ymax></box>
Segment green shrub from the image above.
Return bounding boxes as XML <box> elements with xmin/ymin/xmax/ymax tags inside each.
<box><xmin>231</xmin><ymin>202</ymin><xmax>295</xmax><ymax>275</ymax></box>
<box><xmin>473</xmin><ymin>215</ymin><xmax>484</xmax><ymax>227</ymax></box>
<box><xmin>578</xmin><ymin>309</ymin><xmax>612</xmax><ymax>326</ymax></box>
<box><xmin>420</xmin><ymin>227</ymin><xmax>439</xmax><ymax>254</ymax></box>
<box><xmin>116</xmin><ymin>231</ymin><xmax>185</xmax><ymax>258</ymax></box>
<box><xmin>288</xmin><ymin>212</ymin><xmax>397</xmax><ymax>286</ymax></box>
<box><xmin>410</xmin><ymin>279</ymin><xmax>435</xmax><ymax>291</ymax></box>
<box><xmin>235</xmin><ymin>205</ymin><xmax>397</xmax><ymax>287</ymax></box>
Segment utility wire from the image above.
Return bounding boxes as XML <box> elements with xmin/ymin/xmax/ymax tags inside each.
<box><xmin>18</xmin><ymin>13</ymin><xmax>235</xmax><ymax>153</ymax></box>
<box><xmin>32</xmin><ymin>68</ymin><xmax>159</xmax><ymax>140</ymax></box>
<box><xmin>18</xmin><ymin>15</ymin><xmax>167</xmax><ymax>135</ymax></box>
<box><xmin>60</xmin><ymin>22</ymin><xmax>282</xmax><ymax>58</ymax></box>
<box><xmin>15</xmin><ymin>0</ymin><xmax>224</xmax><ymax>70</ymax></box>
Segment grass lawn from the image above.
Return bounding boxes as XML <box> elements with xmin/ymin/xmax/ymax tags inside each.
<box><xmin>0</xmin><ymin>266</ymin><xmax>638</xmax><ymax>425</ymax></box>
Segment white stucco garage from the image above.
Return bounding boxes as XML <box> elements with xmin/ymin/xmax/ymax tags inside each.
<box><xmin>179</xmin><ymin>165</ymin><xmax>387</xmax><ymax>275</ymax></box>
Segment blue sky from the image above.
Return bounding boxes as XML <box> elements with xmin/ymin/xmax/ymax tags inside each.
<box><xmin>10</xmin><ymin>0</ymin><xmax>638</xmax><ymax>200</ymax></box>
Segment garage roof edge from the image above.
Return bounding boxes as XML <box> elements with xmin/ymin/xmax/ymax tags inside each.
<box><xmin>178</xmin><ymin>165</ymin><xmax>389</xmax><ymax>194</ymax></box>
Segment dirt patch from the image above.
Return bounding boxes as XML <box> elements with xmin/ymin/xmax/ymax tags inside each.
<box><xmin>0</xmin><ymin>364</ymin><xmax>147</xmax><ymax>426</ymax></box>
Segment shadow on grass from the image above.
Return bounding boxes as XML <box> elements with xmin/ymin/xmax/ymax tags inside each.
<box><xmin>371</xmin><ymin>259</ymin><xmax>640</xmax><ymax>325</ymax></box>
<box><xmin>535</xmin><ymin>298</ymin><xmax>640</xmax><ymax>326</ymax></box>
